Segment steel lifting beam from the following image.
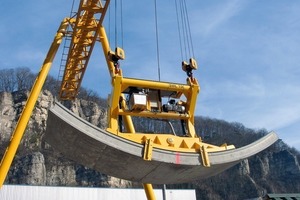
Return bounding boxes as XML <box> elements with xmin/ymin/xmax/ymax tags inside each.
<box><xmin>0</xmin><ymin>19</ymin><xmax>70</xmax><ymax>187</ymax></box>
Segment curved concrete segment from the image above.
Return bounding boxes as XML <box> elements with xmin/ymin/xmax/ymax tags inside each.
<box><xmin>44</xmin><ymin>102</ymin><xmax>278</xmax><ymax>184</ymax></box>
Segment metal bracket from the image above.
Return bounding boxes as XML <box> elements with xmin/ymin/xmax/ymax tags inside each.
<box><xmin>143</xmin><ymin>139</ymin><xmax>153</xmax><ymax>161</ymax></box>
<box><xmin>200</xmin><ymin>145</ymin><xmax>211</xmax><ymax>167</ymax></box>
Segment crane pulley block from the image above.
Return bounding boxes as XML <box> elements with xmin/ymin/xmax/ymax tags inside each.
<box><xmin>108</xmin><ymin>47</ymin><xmax>125</xmax><ymax>62</ymax></box>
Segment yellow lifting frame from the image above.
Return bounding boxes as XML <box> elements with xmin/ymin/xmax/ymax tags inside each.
<box><xmin>0</xmin><ymin>19</ymin><xmax>70</xmax><ymax>187</ymax></box>
<box><xmin>107</xmin><ymin>76</ymin><xmax>200</xmax><ymax>137</ymax></box>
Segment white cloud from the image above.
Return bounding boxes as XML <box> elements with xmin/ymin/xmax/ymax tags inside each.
<box><xmin>192</xmin><ymin>0</ymin><xmax>247</xmax><ymax>36</ymax></box>
<box><xmin>244</xmin><ymin>84</ymin><xmax>300</xmax><ymax>130</ymax></box>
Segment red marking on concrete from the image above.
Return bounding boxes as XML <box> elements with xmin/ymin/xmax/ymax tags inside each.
<box><xmin>175</xmin><ymin>152</ymin><xmax>180</xmax><ymax>164</ymax></box>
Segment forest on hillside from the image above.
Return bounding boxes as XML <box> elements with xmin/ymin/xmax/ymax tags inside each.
<box><xmin>0</xmin><ymin>67</ymin><xmax>106</xmax><ymax>107</ymax></box>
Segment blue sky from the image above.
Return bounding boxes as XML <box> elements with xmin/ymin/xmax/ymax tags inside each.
<box><xmin>1</xmin><ymin>0</ymin><xmax>300</xmax><ymax>150</ymax></box>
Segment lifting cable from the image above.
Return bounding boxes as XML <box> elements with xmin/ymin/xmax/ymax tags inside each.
<box><xmin>115</xmin><ymin>0</ymin><xmax>118</xmax><ymax>47</ymax></box>
<box><xmin>108</xmin><ymin>0</ymin><xmax>124</xmax><ymax>49</ymax></box>
<box><xmin>175</xmin><ymin>0</ymin><xmax>184</xmax><ymax>61</ymax></box>
<box><xmin>114</xmin><ymin>0</ymin><xmax>118</xmax><ymax>47</ymax></box>
<box><xmin>154</xmin><ymin>0</ymin><xmax>161</xmax><ymax>81</ymax></box>
<box><xmin>108</xmin><ymin>1</ymin><xmax>111</xmax><ymax>44</ymax></box>
<box><xmin>120</xmin><ymin>0</ymin><xmax>124</xmax><ymax>48</ymax></box>
<box><xmin>116</xmin><ymin>0</ymin><xmax>124</xmax><ymax>49</ymax></box>
<box><xmin>175</xmin><ymin>0</ymin><xmax>195</xmax><ymax>61</ymax></box>
<box><xmin>183</xmin><ymin>0</ymin><xmax>195</xmax><ymax>58</ymax></box>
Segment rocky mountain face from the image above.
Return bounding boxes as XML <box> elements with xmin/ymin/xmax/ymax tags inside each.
<box><xmin>0</xmin><ymin>90</ymin><xmax>299</xmax><ymax>200</ymax></box>
<box><xmin>0</xmin><ymin>90</ymin><xmax>130</xmax><ymax>188</ymax></box>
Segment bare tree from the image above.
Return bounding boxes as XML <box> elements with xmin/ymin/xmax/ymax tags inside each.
<box><xmin>44</xmin><ymin>75</ymin><xmax>59</xmax><ymax>95</ymax></box>
<box><xmin>15</xmin><ymin>67</ymin><xmax>33</xmax><ymax>91</ymax></box>
<box><xmin>0</xmin><ymin>69</ymin><xmax>16</xmax><ymax>92</ymax></box>
<box><xmin>78</xmin><ymin>88</ymin><xmax>106</xmax><ymax>107</ymax></box>
<box><xmin>0</xmin><ymin>67</ymin><xmax>107</xmax><ymax>107</ymax></box>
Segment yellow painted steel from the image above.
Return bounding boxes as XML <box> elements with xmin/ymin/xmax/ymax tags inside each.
<box><xmin>110</xmin><ymin>132</ymin><xmax>235</xmax><ymax>153</ymax></box>
<box><xmin>143</xmin><ymin>184</ymin><xmax>156</xmax><ymax>200</ymax></box>
<box><xmin>98</xmin><ymin>25</ymin><xmax>123</xmax><ymax>77</ymax></box>
<box><xmin>119</xmin><ymin>93</ymin><xmax>136</xmax><ymax>133</ymax></box>
<box><xmin>106</xmin><ymin>76</ymin><xmax>199</xmax><ymax>131</ymax></box>
<box><xmin>200</xmin><ymin>145</ymin><xmax>211</xmax><ymax>167</ymax></box>
<box><xmin>103</xmin><ymin>58</ymin><xmax>235</xmax><ymax>155</ymax></box>
<box><xmin>118</xmin><ymin>110</ymin><xmax>190</xmax><ymax>120</ymax></box>
<box><xmin>143</xmin><ymin>139</ymin><xmax>154</xmax><ymax>161</ymax></box>
<box><xmin>59</xmin><ymin>0</ymin><xmax>111</xmax><ymax>100</ymax></box>
<box><xmin>108</xmin><ymin>76</ymin><xmax>123</xmax><ymax>132</ymax></box>
<box><xmin>0</xmin><ymin>19</ymin><xmax>69</xmax><ymax>187</ymax></box>
<box><xmin>120</xmin><ymin>77</ymin><xmax>191</xmax><ymax>94</ymax></box>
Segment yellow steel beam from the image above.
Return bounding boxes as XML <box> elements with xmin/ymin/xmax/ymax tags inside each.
<box><xmin>121</xmin><ymin>77</ymin><xmax>191</xmax><ymax>95</ymax></box>
<box><xmin>98</xmin><ymin>25</ymin><xmax>122</xmax><ymax>77</ymax></box>
<box><xmin>108</xmin><ymin>132</ymin><xmax>235</xmax><ymax>153</ymax></box>
<box><xmin>120</xmin><ymin>93</ymin><xmax>135</xmax><ymax>133</ymax></box>
<box><xmin>143</xmin><ymin>184</ymin><xmax>156</xmax><ymax>200</ymax></box>
<box><xmin>107</xmin><ymin>76</ymin><xmax>123</xmax><ymax>132</ymax></box>
<box><xmin>0</xmin><ymin>19</ymin><xmax>69</xmax><ymax>187</ymax></box>
<box><xmin>118</xmin><ymin>110</ymin><xmax>190</xmax><ymax>120</ymax></box>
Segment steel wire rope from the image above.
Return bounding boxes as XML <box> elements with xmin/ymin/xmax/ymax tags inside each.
<box><xmin>176</xmin><ymin>0</ymin><xmax>195</xmax><ymax>61</ymax></box>
<box><xmin>154</xmin><ymin>0</ymin><xmax>161</xmax><ymax>81</ymax></box>
<box><xmin>182</xmin><ymin>0</ymin><xmax>191</xmax><ymax>58</ymax></box>
<box><xmin>179</xmin><ymin>0</ymin><xmax>188</xmax><ymax>61</ymax></box>
<box><xmin>175</xmin><ymin>0</ymin><xmax>184</xmax><ymax>61</ymax></box>
<box><xmin>120</xmin><ymin>0</ymin><xmax>124</xmax><ymax>48</ymax></box>
<box><xmin>108</xmin><ymin>0</ymin><xmax>124</xmax><ymax>49</ymax></box>
<box><xmin>114</xmin><ymin>0</ymin><xmax>118</xmax><ymax>47</ymax></box>
<box><xmin>107</xmin><ymin>0</ymin><xmax>112</xmax><ymax>47</ymax></box>
<box><xmin>183</xmin><ymin>0</ymin><xmax>195</xmax><ymax>58</ymax></box>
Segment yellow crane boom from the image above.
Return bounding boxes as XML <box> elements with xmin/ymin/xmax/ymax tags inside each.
<box><xmin>60</xmin><ymin>0</ymin><xmax>111</xmax><ymax>100</ymax></box>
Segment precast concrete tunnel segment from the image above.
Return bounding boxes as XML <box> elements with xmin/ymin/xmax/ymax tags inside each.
<box><xmin>44</xmin><ymin>102</ymin><xmax>278</xmax><ymax>184</ymax></box>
